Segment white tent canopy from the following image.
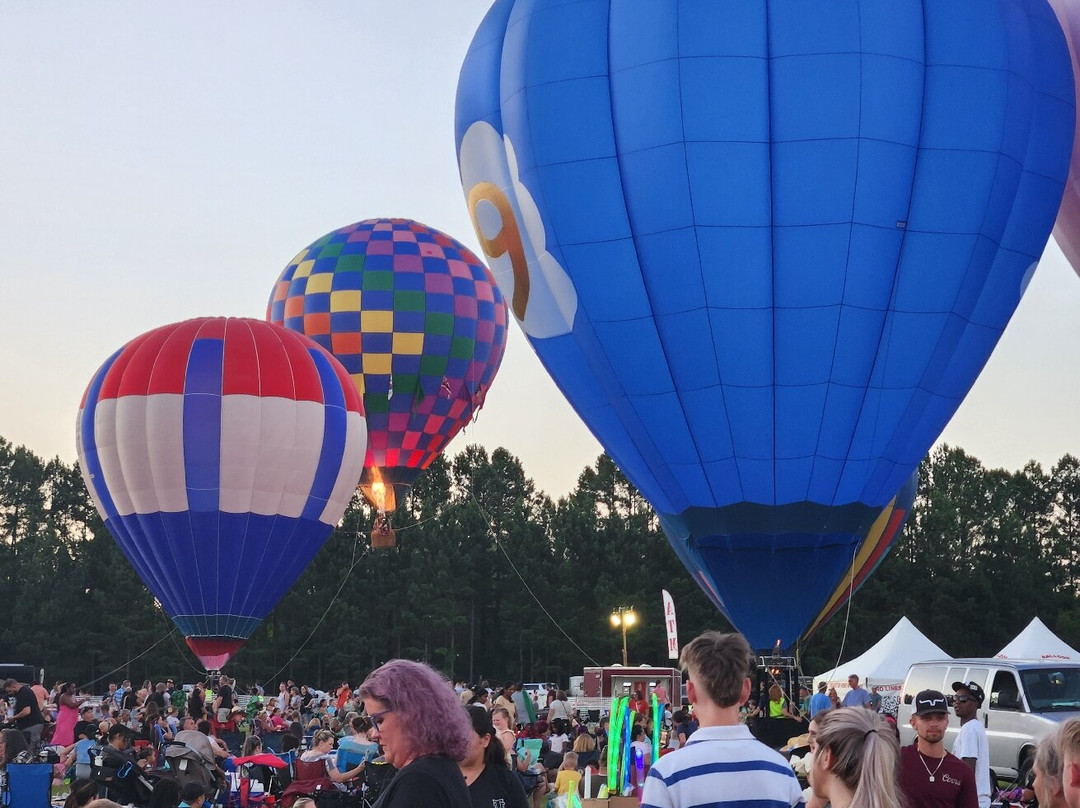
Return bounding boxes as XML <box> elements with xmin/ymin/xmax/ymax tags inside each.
<box><xmin>996</xmin><ymin>617</ymin><xmax>1080</xmax><ymax>661</ymax></box>
<box><xmin>814</xmin><ymin>616</ymin><xmax>950</xmax><ymax>701</ymax></box>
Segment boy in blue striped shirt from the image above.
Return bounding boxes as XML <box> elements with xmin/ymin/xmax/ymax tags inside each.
<box><xmin>641</xmin><ymin>631</ymin><xmax>805</xmax><ymax>808</ymax></box>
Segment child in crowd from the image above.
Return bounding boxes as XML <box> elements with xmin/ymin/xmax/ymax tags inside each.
<box><xmin>179</xmin><ymin>781</ymin><xmax>206</xmax><ymax>808</ymax></box>
<box><xmin>552</xmin><ymin>751</ymin><xmax>580</xmax><ymax>808</ymax></box>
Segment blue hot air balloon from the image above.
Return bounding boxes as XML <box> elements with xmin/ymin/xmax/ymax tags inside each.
<box><xmin>77</xmin><ymin>318</ymin><xmax>367</xmax><ymax>669</ymax></box>
<box><xmin>455</xmin><ymin>0</ymin><xmax>1074</xmax><ymax>648</ymax></box>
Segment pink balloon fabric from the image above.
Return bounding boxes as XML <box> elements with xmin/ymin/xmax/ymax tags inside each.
<box><xmin>1048</xmin><ymin>0</ymin><xmax>1080</xmax><ymax>275</ymax></box>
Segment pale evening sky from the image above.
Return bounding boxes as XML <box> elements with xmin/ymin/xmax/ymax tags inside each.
<box><xmin>2</xmin><ymin>1</ymin><xmax>1079</xmax><ymax>502</ymax></box>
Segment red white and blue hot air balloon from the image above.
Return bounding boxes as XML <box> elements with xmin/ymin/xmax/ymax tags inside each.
<box><xmin>76</xmin><ymin>317</ymin><xmax>367</xmax><ymax>670</ymax></box>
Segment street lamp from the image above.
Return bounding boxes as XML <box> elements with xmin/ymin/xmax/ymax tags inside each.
<box><xmin>610</xmin><ymin>606</ymin><xmax>637</xmax><ymax>667</ymax></box>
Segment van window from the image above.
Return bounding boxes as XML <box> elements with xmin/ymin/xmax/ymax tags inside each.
<box><xmin>990</xmin><ymin>671</ymin><xmax>1023</xmax><ymax>711</ymax></box>
<box><xmin>957</xmin><ymin>668</ymin><xmax>990</xmax><ymax>697</ymax></box>
<box><xmin>968</xmin><ymin>669</ymin><xmax>989</xmax><ymax>687</ymax></box>
<box><xmin>903</xmin><ymin>666</ymin><xmax>948</xmax><ymax>704</ymax></box>
<box><xmin>1019</xmin><ymin>668</ymin><xmax>1080</xmax><ymax>713</ymax></box>
<box><xmin>947</xmin><ymin>667</ymin><xmax>971</xmax><ymax>695</ymax></box>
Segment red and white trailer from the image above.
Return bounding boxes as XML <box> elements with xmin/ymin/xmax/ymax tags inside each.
<box><xmin>569</xmin><ymin>665</ymin><xmax>682</xmax><ymax>716</ymax></box>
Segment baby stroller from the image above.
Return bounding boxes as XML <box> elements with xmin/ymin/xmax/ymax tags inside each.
<box><xmin>160</xmin><ymin>731</ymin><xmax>224</xmax><ymax>802</ymax></box>
<box><xmin>89</xmin><ymin>746</ymin><xmax>157</xmax><ymax>806</ymax></box>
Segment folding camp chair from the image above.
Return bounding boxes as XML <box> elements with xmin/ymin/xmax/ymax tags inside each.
<box><xmin>3</xmin><ymin>762</ymin><xmax>52</xmax><ymax>808</ymax></box>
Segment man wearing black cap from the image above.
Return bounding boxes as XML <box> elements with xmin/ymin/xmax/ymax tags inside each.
<box><xmin>72</xmin><ymin>705</ymin><xmax>99</xmax><ymax>744</ymax></box>
<box><xmin>952</xmin><ymin>681</ymin><xmax>991</xmax><ymax>808</ymax></box>
<box><xmin>899</xmin><ymin>690</ymin><xmax>978</xmax><ymax>808</ymax></box>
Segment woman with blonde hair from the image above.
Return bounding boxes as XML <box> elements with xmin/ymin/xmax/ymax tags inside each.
<box><xmin>572</xmin><ymin>730</ymin><xmax>598</xmax><ymax>768</ymax></box>
<box><xmin>810</xmin><ymin>707</ymin><xmax>901</xmax><ymax>808</ymax></box>
<box><xmin>1033</xmin><ymin>729</ymin><xmax>1067</xmax><ymax>808</ymax></box>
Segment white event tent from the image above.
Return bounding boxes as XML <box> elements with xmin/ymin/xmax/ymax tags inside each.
<box><xmin>996</xmin><ymin>617</ymin><xmax>1080</xmax><ymax>661</ymax></box>
<box><xmin>814</xmin><ymin>616</ymin><xmax>950</xmax><ymax>706</ymax></box>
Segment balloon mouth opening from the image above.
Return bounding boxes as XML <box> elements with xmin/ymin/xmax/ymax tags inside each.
<box><xmin>186</xmin><ymin>637</ymin><xmax>245</xmax><ymax>671</ymax></box>
<box><xmin>360</xmin><ymin>468</ymin><xmax>397</xmax><ymax>513</ymax></box>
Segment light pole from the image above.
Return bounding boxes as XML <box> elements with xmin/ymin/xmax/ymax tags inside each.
<box><xmin>610</xmin><ymin>606</ymin><xmax>637</xmax><ymax>666</ymax></box>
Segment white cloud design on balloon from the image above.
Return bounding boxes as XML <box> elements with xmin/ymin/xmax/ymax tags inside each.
<box><xmin>459</xmin><ymin>120</ymin><xmax>577</xmax><ymax>339</ymax></box>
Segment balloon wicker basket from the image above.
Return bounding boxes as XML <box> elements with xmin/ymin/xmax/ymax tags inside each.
<box><xmin>371</xmin><ymin>527</ymin><xmax>396</xmax><ymax>549</ymax></box>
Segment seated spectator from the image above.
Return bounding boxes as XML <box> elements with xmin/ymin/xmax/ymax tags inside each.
<box><xmin>194</xmin><ymin>720</ymin><xmax>230</xmax><ymax>761</ymax></box>
<box><xmin>267</xmin><ymin>707</ymin><xmax>287</xmax><ymax>732</ymax></box>
<box><xmin>63</xmin><ymin>777</ymin><xmax>97</xmax><ymax>808</ymax></box>
<box><xmin>338</xmin><ymin>715</ymin><xmax>379</xmax><ymax>762</ymax></box>
<box><xmin>281</xmin><ymin>733</ymin><xmax>301</xmax><ymax>754</ymax></box>
<box><xmin>98</xmin><ymin>725</ymin><xmax>153</xmax><ymax>805</ymax></box>
<box><xmin>629</xmin><ymin>724</ymin><xmax>652</xmax><ymax>768</ymax></box>
<box><xmin>300</xmin><ymin>730</ymin><xmax>364</xmax><ymax>786</ymax></box>
<box><xmin>571</xmin><ymin>732</ymin><xmax>598</xmax><ymax>769</ymax></box>
<box><xmin>553</xmin><ymin>751</ymin><xmax>580</xmax><ymax>808</ymax></box>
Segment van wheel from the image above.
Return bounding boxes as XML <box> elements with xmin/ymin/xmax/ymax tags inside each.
<box><xmin>1018</xmin><ymin>751</ymin><xmax>1035</xmax><ymax>786</ymax></box>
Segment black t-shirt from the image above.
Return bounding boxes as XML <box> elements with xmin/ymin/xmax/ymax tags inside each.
<box><xmin>218</xmin><ymin>685</ymin><xmax>234</xmax><ymax>710</ymax></box>
<box><xmin>13</xmin><ymin>686</ymin><xmax>44</xmax><ymax>729</ymax></box>
<box><xmin>374</xmin><ymin>755</ymin><xmax>471</xmax><ymax>808</ymax></box>
<box><xmin>147</xmin><ymin>692</ymin><xmax>167</xmax><ymax>712</ymax></box>
<box><xmin>899</xmin><ymin>743</ymin><xmax>978</xmax><ymax>808</ymax></box>
<box><xmin>468</xmin><ymin>764</ymin><xmax>529</xmax><ymax>808</ymax></box>
<box><xmin>122</xmin><ymin>690</ymin><xmax>138</xmax><ymax>711</ymax></box>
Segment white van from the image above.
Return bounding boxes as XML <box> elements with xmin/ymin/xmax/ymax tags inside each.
<box><xmin>897</xmin><ymin>658</ymin><xmax>1080</xmax><ymax>778</ymax></box>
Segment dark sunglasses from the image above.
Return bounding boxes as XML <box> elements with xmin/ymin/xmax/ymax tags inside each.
<box><xmin>953</xmin><ymin>696</ymin><xmax>975</xmax><ymax>704</ymax></box>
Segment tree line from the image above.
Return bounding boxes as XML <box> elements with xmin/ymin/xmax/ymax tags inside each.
<box><xmin>1</xmin><ymin>435</ymin><xmax>1079</xmax><ymax>690</ymax></box>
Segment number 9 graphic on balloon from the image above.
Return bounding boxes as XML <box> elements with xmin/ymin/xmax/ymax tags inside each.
<box><xmin>467</xmin><ymin>181</ymin><xmax>530</xmax><ymax>322</ymax></box>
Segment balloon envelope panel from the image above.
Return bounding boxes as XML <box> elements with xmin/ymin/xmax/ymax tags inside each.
<box><xmin>76</xmin><ymin>318</ymin><xmax>367</xmax><ymax>669</ymax></box>
<box><xmin>456</xmin><ymin>0</ymin><xmax>1073</xmax><ymax>647</ymax></box>
<box><xmin>268</xmin><ymin>218</ymin><xmax>508</xmax><ymax>505</ymax></box>
<box><xmin>1046</xmin><ymin>0</ymin><xmax>1080</xmax><ymax>276</ymax></box>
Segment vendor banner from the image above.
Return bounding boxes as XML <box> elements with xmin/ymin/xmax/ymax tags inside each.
<box><xmin>662</xmin><ymin>589</ymin><xmax>679</xmax><ymax>660</ymax></box>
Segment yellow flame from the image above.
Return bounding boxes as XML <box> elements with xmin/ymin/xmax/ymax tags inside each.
<box><xmin>360</xmin><ymin>467</ymin><xmax>396</xmax><ymax>513</ymax></box>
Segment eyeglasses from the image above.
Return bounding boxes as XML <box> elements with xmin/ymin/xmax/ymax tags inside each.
<box><xmin>953</xmin><ymin>696</ymin><xmax>974</xmax><ymax>704</ymax></box>
<box><xmin>369</xmin><ymin>709</ymin><xmax>393</xmax><ymax>731</ymax></box>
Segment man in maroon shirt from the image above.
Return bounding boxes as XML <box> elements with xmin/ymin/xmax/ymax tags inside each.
<box><xmin>899</xmin><ymin>690</ymin><xmax>978</xmax><ymax>808</ymax></box>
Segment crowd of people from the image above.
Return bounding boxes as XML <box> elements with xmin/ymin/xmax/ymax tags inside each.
<box><xmin>0</xmin><ymin>665</ymin><xmax>661</xmax><ymax>808</ymax></box>
<box><xmin>4</xmin><ymin>645</ymin><xmax>1080</xmax><ymax>808</ymax></box>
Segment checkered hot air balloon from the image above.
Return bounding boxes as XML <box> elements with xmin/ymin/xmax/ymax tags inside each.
<box><xmin>76</xmin><ymin>318</ymin><xmax>367</xmax><ymax>670</ymax></box>
<box><xmin>267</xmin><ymin>218</ymin><xmax>508</xmax><ymax>547</ymax></box>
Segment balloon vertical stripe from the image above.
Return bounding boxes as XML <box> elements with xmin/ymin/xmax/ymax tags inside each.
<box><xmin>184</xmin><ymin>336</ymin><xmax>224</xmax><ymax>514</ymax></box>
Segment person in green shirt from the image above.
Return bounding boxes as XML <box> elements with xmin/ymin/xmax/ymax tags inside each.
<box><xmin>766</xmin><ymin>684</ymin><xmax>798</xmax><ymax>719</ymax></box>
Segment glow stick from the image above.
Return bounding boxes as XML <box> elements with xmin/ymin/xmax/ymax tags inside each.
<box><xmin>651</xmin><ymin>692</ymin><xmax>660</xmax><ymax>764</ymax></box>
<box><xmin>622</xmin><ymin>707</ymin><xmax>636</xmax><ymax>794</ymax></box>
<box><xmin>606</xmin><ymin>695</ymin><xmax>625</xmax><ymax>792</ymax></box>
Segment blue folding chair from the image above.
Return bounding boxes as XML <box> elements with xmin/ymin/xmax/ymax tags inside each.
<box><xmin>4</xmin><ymin>762</ymin><xmax>52</xmax><ymax>808</ymax></box>
<box><xmin>336</xmin><ymin>743</ymin><xmax>377</xmax><ymax>772</ymax></box>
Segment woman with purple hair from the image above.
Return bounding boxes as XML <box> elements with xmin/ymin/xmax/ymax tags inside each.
<box><xmin>360</xmin><ymin>659</ymin><xmax>472</xmax><ymax>808</ymax></box>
